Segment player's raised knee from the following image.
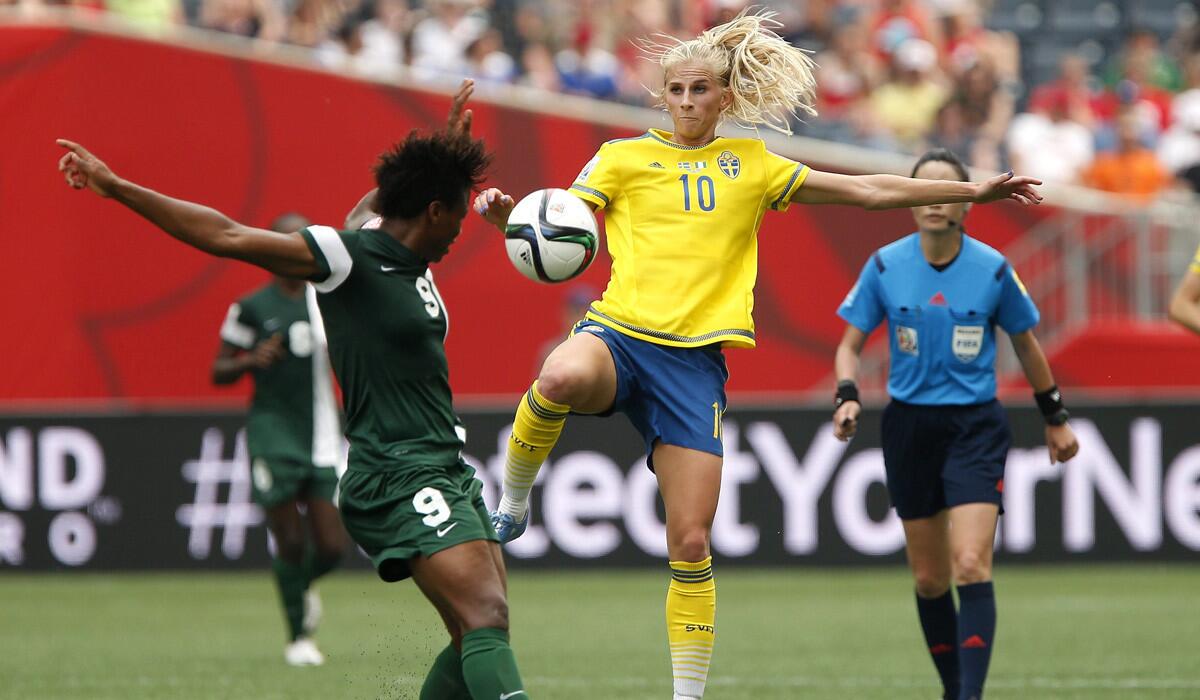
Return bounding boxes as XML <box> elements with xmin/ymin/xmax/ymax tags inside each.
<box><xmin>953</xmin><ymin>549</ymin><xmax>991</xmax><ymax>584</ymax></box>
<box><xmin>536</xmin><ymin>355</ymin><xmax>592</xmax><ymax>405</ymax></box>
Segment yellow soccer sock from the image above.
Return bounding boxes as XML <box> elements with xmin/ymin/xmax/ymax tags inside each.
<box><xmin>499</xmin><ymin>381</ymin><xmax>569</xmax><ymax>518</ymax></box>
<box><xmin>666</xmin><ymin>557</ymin><xmax>716</xmax><ymax>700</ymax></box>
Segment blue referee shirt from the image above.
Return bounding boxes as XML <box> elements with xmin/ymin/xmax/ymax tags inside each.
<box><xmin>838</xmin><ymin>233</ymin><xmax>1040</xmax><ymax>405</ymax></box>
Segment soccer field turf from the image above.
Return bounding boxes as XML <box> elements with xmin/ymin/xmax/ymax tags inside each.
<box><xmin>1</xmin><ymin>566</ymin><xmax>1196</xmax><ymax>699</ymax></box>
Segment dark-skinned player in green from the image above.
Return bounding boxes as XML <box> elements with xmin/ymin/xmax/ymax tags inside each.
<box><xmin>58</xmin><ymin>80</ymin><xmax>530</xmax><ymax>700</ymax></box>
<box><xmin>212</xmin><ymin>211</ymin><xmax>345</xmax><ymax>667</ymax></box>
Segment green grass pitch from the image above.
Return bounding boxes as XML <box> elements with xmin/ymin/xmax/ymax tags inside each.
<box><xmin>1</xmin><ymin>566</ymin><xmax>1196</xmax><ymax>699</ymax></box>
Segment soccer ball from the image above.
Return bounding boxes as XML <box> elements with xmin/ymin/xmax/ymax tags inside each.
<box><xmin>504</xmin><ymin>188</ymin><xmax>599</xmax><ymax>283</ymax></box>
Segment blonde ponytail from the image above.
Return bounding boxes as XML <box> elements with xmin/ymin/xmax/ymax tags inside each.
<box><xmin>642</xmin><ymin>9</ymin><xmax>818</xmax><ymax>134</ymax></box>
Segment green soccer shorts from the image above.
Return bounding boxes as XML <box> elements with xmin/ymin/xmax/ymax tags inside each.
<box><xmin>250</xmin><ymin>456</ymin><xmax>339</xmax><ymax>508</ymax></box>
<box><xmin>336</xmin><ymin>460</ymin><xmax>499</xmax><ymax>582</ymax></box>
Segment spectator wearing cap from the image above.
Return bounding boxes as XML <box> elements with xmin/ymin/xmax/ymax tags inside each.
<box><xmin>867</xmin><ymin>0</ymin><xmax>940</xmax><ymax>67</ymax></box>
<box><xmin>870</xmin><ymin>38</ymin><xmax>948</xmax><ymax>151</ymax></box>
<box><xmin>1028</xmin><ymin>53</ymin><xmax>1101</xmax><ymax>131</ymax></box>
<box><xmin>554</xmin><ymin>18</ymin><xmax>619</xmax><ymax>100</ymax></box>
<box><xmin>466</xmin><ymin>28</ymin><xmax>518</xmax><ymax>84</ymax></box>
<box><xmin>410</xmin><ymin>0</ymin><xmax>488</xmax><ymax>77</ymax></box>
<box><xmin>1084</xmin><ymin>106</ymin><xmax>1171</xmax><ymax>199</ymax></box>
<box><xmin>938</xmin><ymin>0</ymin><xmax>1018</xmax><ymax>83</ymax></box>
<box><xmin>1007</xmin><ymin>88</ymin><xmax>1094</xmax><ymax>185</ymax></box>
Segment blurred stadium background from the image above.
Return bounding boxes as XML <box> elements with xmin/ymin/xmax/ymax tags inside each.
<box><xmin>2</xmin><ymin>0</ymin><xmax>1199</xmax><ymax>698</ymax></box>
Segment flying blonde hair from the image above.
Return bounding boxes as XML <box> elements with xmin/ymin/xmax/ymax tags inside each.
<box><xmin>642</xmin><ymin>9</ymin><xmax>818</xmax><ymax>135</ymax></box>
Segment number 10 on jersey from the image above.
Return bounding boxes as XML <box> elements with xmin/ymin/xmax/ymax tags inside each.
<box><xmin>679</xmin><ymin>174</ymin><xmax>715</xmax><ymax>212</ymax></box>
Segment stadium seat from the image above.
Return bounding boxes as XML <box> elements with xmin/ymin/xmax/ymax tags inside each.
<box><xmin>1128</xmin><ymin>1</ymin><xmax>1197</xmax><ymax>34</ymax></box>
<box><xmin>985</xmin><ymin>0</ymin><xmax>1044</xmax><ymax>34</ymax></box>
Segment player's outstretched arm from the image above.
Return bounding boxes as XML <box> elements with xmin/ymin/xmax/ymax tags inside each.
<box><xmin>1009</xmin><ymin>330</ymin><xmax>1079</xmax><ymax>464</ymax></box>
<box><xmin>57</xmin><ymin>139</ymin><xmax>320</xmax><ymax>279</ymax></box>
<box><xmin>832</xmin><ymin>325</ymin><xmax>868</xmax><ymax>442</ymax></box>
<box><xmin>1168</xmin><ymin>266</ymin><xmax>1200</xmax><ymax>336</ymax></box>
<box><xmin>792</xmin><ymin>169</ymin><xmax>1043</xmax><ymax>210</ymax></box>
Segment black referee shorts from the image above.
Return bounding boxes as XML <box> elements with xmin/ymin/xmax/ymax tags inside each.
<box><xmin>880</xmin><ymin>398</ymin><xmax>1011</xmax><ymax>520</ymax></box>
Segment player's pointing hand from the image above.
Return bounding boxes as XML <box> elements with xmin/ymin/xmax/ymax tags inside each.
<box><xmin>56</xmin><ymin>139</ymin><xmax>120</xmax><ymax>198</ymax></box>
<box><xmin>974</xmin><ymin>170</ymin><xmax>1044</xmax><ymax>206</ymax></box>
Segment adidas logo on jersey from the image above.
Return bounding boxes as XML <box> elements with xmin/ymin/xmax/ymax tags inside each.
<box><xmin>649</xmin><ymin>161</ymin><xmax>665</xmax><ymax>169</ymax></box>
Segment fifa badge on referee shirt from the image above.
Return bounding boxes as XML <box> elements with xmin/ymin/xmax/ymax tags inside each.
<box><xmin>952</xmin><ymin>325</ymin><xmax>984</xmax><ymax>362</ymax></box>
<box><xmin>896</xmin><ymin>325</ymin><xmax>919</xmax><ymax>355</ymax></box>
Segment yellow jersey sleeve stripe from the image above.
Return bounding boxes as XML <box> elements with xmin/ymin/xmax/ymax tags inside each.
<box><xmin>569</xmin><ymin>183</ymin><xmax>609</xmax><ymax>206</ymax></box>
<box><xmin>770</xmin><ymin>164</ymin><xmax>811</xmax><ymax>211</ymax></box>
<box><xmin>1191</xmin><ymin>244</ymin><xmax>1200</xmax><ymax>274</ymax></box>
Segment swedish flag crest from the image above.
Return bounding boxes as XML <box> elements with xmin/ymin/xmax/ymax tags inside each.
<box><xmin>717</xmin><ymin>150</ymin><xmax>740</xmax><ymax>179</ymax></box>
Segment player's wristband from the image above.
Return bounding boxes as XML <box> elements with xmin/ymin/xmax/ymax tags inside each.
<box><xmin>1034</xmin><ymin>385</ymin><xmax>1070</xmax><ymax>426</ymax></box>
<box><xmin>834</xmin><ymin>380</ymin><xmax>860</xmax><ymax>409</ymax></box>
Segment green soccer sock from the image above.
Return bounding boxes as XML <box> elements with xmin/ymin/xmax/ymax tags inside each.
<box><xmin>420</xmin><ymin>645</ymin><xmax>472</xmax><ymax>700</ymax></box>
<box><xmin>271</xmin><ymin>556</ymin><xmax>307</xmax><ymax>641</ymax></box>
<box><xmin>460</xmin><ymin>628</ymin><xmax>528</xmax><ymax>699</ymax></box>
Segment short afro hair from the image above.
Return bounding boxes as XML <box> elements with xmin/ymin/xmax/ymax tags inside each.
<box><xmin>374</xmin><ymin>129</ymin><xmax>491</xmax><ymax>220</ymax></box>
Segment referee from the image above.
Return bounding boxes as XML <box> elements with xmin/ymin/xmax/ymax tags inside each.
<box><xmin>832</xmin><ymin>149</ymin><xmax>1079</xmax><ymax>700</ymax></box>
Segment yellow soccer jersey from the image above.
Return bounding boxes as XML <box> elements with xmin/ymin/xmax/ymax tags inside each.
<box><xmin>1191</xmin><ymin>243</ymin><xmax>1200</xmax><ymax>274</ymax></box>
<box><xmin>569</xmin><ymin>129</ymin><xmax>808</xmax><ymax>348</ymax></box>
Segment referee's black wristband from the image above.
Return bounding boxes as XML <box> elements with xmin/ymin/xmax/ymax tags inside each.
<box><xmin>1034</xmin><ymin>385</ymin><xmax>1070</xmax><ymax>426</ymax></box>
<box><xmin>834</xmin><ymin>380</ymin><xmax>860</xmax><ymax>409</ymax></box>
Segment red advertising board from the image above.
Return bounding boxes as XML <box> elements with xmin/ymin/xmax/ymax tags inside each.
<box><xmin>5</xmin><ymin>24</ymin><xmax>1174</xmax><ymax>404</ymax></box>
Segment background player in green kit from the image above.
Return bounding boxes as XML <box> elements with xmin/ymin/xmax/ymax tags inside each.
<box><xmin>212</xmin><ymin>212</ymin><xmax>345</xmax><ymax>667</ymax></box>
<box><xmin>56</xmin><ymin>81</ymin><xmax>531</xmax><ymax>699</ymax></box>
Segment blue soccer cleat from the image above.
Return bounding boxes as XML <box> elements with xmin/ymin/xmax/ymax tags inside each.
<box><xmin>490</xmin><ymin>510</ymin><xmax>529</xmax><ymax>543</ymax></box>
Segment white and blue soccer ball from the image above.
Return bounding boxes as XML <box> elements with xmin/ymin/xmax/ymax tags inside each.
<box><xmin>504</xmin><ymin>188</ymin><xmax>599</xmax><ymax>283</ymax></box>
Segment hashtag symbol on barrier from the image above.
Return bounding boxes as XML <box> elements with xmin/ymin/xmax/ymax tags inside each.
<box><xmin>175</xmin><ymin>428</ymin><xmax>264</xmax><ymax>559</ymax></box>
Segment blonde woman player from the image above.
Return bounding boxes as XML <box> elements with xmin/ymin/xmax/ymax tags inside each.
<box><xmin>476</xmin><ymin>11</ymin><xmax>1042</xmax><ymax>699</ymax></box>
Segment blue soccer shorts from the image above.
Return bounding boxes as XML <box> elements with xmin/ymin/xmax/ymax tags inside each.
<box><xmin>573</xmin><ymin>320</ymin><xmax>728</xmax><ymax>469</ymax></box>
<box><xmin>880</xmin><ymin>398</ymin><xmax>1011</xmax><ymax>520</ymax></box>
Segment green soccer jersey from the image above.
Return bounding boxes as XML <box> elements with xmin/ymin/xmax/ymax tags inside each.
<box><xmin>300</xmin><ymin>225</ymin><xmax>464</xmax><ymax>473</ymax></box>
<box><xmin>220</xmin><ymin>282</ymin><xmax>341</xmax><ymax>466</ymax></box>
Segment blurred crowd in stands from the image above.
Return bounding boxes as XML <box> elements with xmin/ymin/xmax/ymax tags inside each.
<box><xmin>10</xmin><ymin>0</ymin><xmax>1200</xmax><ymax>199</ymax></box>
